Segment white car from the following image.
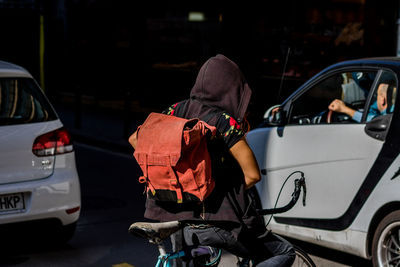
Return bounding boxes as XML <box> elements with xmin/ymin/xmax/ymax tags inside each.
<box><xmin>246</xmin><ymin>57</ymin><xmax>400</xmax><ymax>266</ymax></box>
<box><xmin>0</xmin><ymin>60</ymin><xmax>80</xmax><ymax>242</ymax></box>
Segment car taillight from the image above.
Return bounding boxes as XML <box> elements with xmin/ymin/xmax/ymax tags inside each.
<box><xmin>32</xmin><ymin>127</ymin><xmax>74</xmax><ymax>157</ymax></box>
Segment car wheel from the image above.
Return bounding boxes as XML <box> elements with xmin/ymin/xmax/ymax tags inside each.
<box><xmin>59</xmin><ymin>222</ymin><xmax>77</xmax><ymax>243</ymax></box>
<box><xmin>372</xmin><ymin>210</ymin><xmax>400</xmax><ymax>267</ymax></box>
<box><xmin>47</xmin><ymin>222</ymin><xmax>77</xmax><ymax>245</ymax></box>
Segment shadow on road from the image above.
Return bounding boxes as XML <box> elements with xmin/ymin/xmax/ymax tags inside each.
<box><xmin>0</xmin><ymin>220</ymin><xmax>75</xmax><ymax>265</ymax></box>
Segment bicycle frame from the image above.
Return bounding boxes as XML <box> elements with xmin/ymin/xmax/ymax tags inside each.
<box><xmin>154</xmin><ymin>242</ymin><xmax>222</xmax><ymax>267</ymax></box>
<box><xmin>155</xmin><ymin>242</ymin><xmax>185</xmax><ymax>267</ymax></box>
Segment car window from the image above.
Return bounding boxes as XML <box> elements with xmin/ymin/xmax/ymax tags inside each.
<box><xmin>0</xmin><ymin>78</ymin><xmax>57</xmax><ymax>126</ymax></box>
<box><xmin>365</xmin><ymin>70</ymin><xmax>397</xmax><ymax>122</ymax></box>
<box><xmin>288</xmin><ymin>70</ymin><xmax>377</xmax><ymax>125</ymax></box>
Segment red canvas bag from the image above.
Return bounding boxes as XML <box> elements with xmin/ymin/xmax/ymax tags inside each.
<box><xmin>133</xmin><ymin>112</ymin><xmax>217</xmax><ymax>204</ymax></box>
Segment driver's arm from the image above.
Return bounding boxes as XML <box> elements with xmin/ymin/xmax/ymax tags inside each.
<box><xmin>329</xmin><ymin>99</ymin><xmax>356</xmax><ymax>117</ymax></box>
<box><xmin>328</xmin><ymin>99</ymin><xmax>363</xmax><ymax>122</ymax></box>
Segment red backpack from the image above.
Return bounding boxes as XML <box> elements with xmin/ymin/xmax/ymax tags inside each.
<box><xmin>133</xmin><ymin>112</ymin><xmax>217</xmax><ymax>204</ymax></box>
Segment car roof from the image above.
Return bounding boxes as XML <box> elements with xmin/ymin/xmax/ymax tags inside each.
<box><xmin>0</xmin><ymin>60</ymin><xmax>32</xmax><ymax>78</ymax></box>
<box><xmin>329</xmin><ymin>57</ymin><xmax>400</xmax><ymax>69</ymax></box>
<box><xmin>350</xmin><ymin>56</ymin><xmax>400</xmax><ymax>62</ymax></box>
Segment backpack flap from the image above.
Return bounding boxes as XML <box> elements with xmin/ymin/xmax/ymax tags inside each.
<box><xmin>134</xmin><ymin>113</ymin><xmax>197</xmax><ymax>202</ymax></box>
<box><xmin>134</xmin><ymin>113</ymin><xmax>190</xmax><ymax>164</ymax></box>
<box><xmin>134</xmin><ymin>112</ymin><xmax>217</xmax><ymax>204</ymax></box>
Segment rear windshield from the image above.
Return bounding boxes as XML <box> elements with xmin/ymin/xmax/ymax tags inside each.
<box><xmin>0</xmin><ymin>78</ymin><xmax>57</xmax><ymax>126</ymax></box>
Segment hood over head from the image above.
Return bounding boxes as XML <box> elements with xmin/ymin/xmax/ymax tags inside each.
<box><xmin>189</xmin><ymin>54</ymin><xmax>252</xmax><ymax>122</ymax></box>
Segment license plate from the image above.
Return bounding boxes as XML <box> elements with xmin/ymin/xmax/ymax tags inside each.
<box><xmin>0</xmin><ymin>193</ymin><xmax>25</xmax><ymax>213</ymax></box>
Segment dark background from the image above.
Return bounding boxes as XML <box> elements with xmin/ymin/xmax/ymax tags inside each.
<box><xmin>0</xmin><ymin>0</ymin><xmax>398</xmax><ymax>136</ymax></box>
<box><xmin>0</xmin><ymin>2</ymin><xmax>395</xmax><ymax>264</ymax></box>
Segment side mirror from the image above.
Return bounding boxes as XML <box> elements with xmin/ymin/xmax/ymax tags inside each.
<box><xmin>263</xmin><ymin>105</ymin><xmax>286</xmax><ymax>126</ymax></box>
<box><xmin>364</xmin><ymin>114</ymin><xmax>392</xmax><ymax>141</ymax></box>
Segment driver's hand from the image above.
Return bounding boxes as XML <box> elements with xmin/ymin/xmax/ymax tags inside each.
<box><xmin>328</xmin><ymin>99</ymin><xmax>356</xmax><ymax>118</ymax></box>
<box><xmin>329</xmin><ymin>99</ymin><xmax>346</xmax><ymax>113</ymax></box>
<box><xmin>271</xmin><ymin>107</ymin><xmax>280</xmax><ymax>115</ymax></box>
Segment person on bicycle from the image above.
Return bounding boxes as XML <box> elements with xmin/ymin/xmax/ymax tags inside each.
<box><xmin>130</xmin><ymin>54</ymin><xmax>296</xmax><ymax>266</ymax></box>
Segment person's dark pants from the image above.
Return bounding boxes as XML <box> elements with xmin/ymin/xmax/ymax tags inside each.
<box><xmin>183</xmin><ymin>226</ymin><xmax>296</xmax><ymax>266</ymax></box>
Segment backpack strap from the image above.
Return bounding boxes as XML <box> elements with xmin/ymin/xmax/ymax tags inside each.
<box><xmin>173</xmin><ymin>99</ymin><xmax>224</xmax><ymax>125</ymax></box>
<box><xmin>190</xmin><ymin>98</ymin><xmax>225</xmax><ymax>125</ymax></box>
<box><xmin>168</xmin><ymin>100</ymin><xmax>189</xmax><ymax>118</ymax></box>
<box><xmin>203</xmin><ymin>108</ymin><xmax>224</xmax><ymax>125</ymax></box>
<box><xmin>138</xmin><ymin>155</ymin><xmax>156</xmax><ymax>196</ymax></box>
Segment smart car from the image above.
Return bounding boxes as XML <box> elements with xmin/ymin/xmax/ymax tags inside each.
<box><xmin>0</xmin><ymin>60</ymin><xmax>80</xmax><ymax>243</ymax></box>
<box><xmin>246</xmin><ymin>57</ymin><xmax>400</xmax><ymax>266</ymax></box>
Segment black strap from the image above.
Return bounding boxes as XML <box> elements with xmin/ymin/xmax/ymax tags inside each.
<box><xmin>226</xmin><ymin>191</ymin><xmax>245</xmax><ymax>223</ymax></box>
<box><xmin>203</xmin><ymin>108</ymin><xmax>223</xmax><ymax>124</ymax></box>
<box><xmin>174</xmin><ymin>99</ymin><xmax>223</xmax><ymax>125</ymax></box>
<box><xmin>169</xmin><ymin>100</ymin><xmax>189</xmax><ymax>119</ymax></box>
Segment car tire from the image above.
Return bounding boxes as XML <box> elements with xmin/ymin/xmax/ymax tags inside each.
<box><xmin>58</xmin><ymin>222</ymin><xmax>77</xmax><ymax>244</ymax></box>
<box><xmin>372</xmin><ymin>210</ymin><xmax>400</xmax><ymax>267</ymax></box>
<box><xmin>44</xmin><ymin>222</ymin><xmax>77</xmax><ymax>245</ymax></box>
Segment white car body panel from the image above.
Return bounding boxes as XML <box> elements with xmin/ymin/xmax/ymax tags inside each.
<box><xmin>0</xmin><ymin>120</ymin><xmax>63</xmax><ymax>184</ymax></box>
<box><xmin>269</xmin><ymin>222</ymin><xmax>368</xmax><ymax>258</ymax></box>
<box><xmin>269</xmin><ymin>151</ymin><xmax>400</xmax><ymax>259</ymax></box>
<box><xmin>247</xmin><ymin>124</ymin><xmax>383</xmax><ymax>219</ymax></box>
<box><xmin>350</xmin><ymin>153</ymin><xmax>400</xmax><ymax>230</ymax></box>
<box><xmin>0</xmin><ymin>152</ymin><xmax>81</xmax><ymax>225</ymax></box>
<box><xmin>0</xmin><ymin>60</ymin><xmax>81</xmax><ymax>228</ymax></box>
<box><xmin>247</xmin><ymin>125</ymin><xmax>383</xmax><ymax>258</ymax></box>
<box><xmin>0</xmin><ymin>63</ymin><xmax>32</xmax><ymax>78</ymax></box>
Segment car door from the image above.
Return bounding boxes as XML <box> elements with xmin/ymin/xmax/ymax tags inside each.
<box><xmin>247</xmin><ymin>68</ymin><xmax>398</xmax><ymax>231</ymax></box>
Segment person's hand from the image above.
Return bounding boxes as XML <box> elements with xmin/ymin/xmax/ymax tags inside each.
<box><xmin>328</xmin><ymin>99</ymin><xmax>346</xmax><ymax>113</ymax></box>
<box><xmin>328</xmin><ymin>99</ymin><xmax>356</xmax><ymax>118</ymax></box>
<box><xmin>271</xmin><ymin>106</ymin><xmax>280</xmax><ymax>116</ymax></box>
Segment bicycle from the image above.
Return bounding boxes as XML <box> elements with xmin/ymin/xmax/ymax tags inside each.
<box><xmin>129</xmin><ymin>172</ymin><xmax>315</xmax><ymax>267</ymax></box>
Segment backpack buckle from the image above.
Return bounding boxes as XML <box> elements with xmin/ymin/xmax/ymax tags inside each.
<box><xmin>139</xmin><ymin>176</ymin><xmax>147</xmax><ymax>183</ymax></box>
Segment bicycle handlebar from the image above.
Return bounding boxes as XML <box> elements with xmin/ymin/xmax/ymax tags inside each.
<box><xmin>257</xmin><ymin>172</ymin><xmax>307</xmax><ymax>215</ymax></box>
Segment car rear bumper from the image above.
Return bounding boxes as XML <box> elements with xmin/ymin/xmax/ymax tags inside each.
<box><xmin>0</xmin><ymin>154</ymin><xmax>81</xmax><ymax>226</ymax></box>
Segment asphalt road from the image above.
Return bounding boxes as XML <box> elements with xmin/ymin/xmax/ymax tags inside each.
<box><xmin>0</xmin><ymin>143</ymin><xmax>373</xmax><ymax>267</ymax></box>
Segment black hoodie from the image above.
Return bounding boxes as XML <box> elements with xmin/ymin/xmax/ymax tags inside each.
<box><xmin>144</xmin><ymin>55</ymin><xmax>263</xmax><ymax>236</ymax></box>
<box><xmin>185</xmin><ymin>54</ymin><xmax>252</xmax><ymax>124</ymax></box>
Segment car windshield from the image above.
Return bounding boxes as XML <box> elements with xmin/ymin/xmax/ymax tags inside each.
<box><xmin>0</xmin><ymin>78</ymin><xmax>57</xmax><ymax>126</ymax></box>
